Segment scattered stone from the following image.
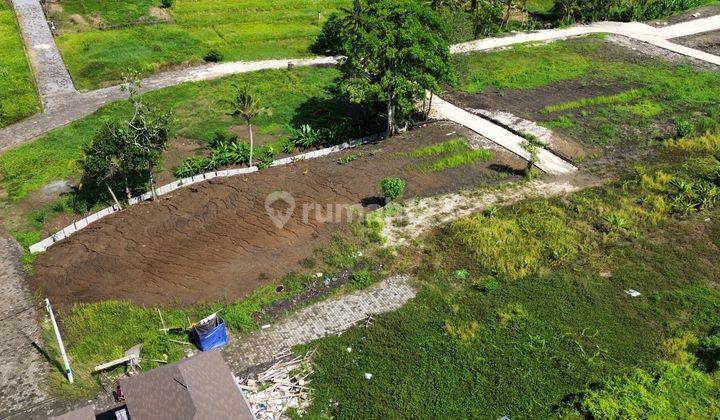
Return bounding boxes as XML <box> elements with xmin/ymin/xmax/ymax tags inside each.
<box><xmin>625</xmin><ymin>289</ymin><xmax>641</xmax><ymax>297</ymax></box>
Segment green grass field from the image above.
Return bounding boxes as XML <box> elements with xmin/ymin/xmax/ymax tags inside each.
<box><xmin>49</xmin><ymin>0</ymin><xmax>349</xmax><ymax>89</ymax></box>
<box><xmin>452</xmin><ymin>36</ymin><xmax>720</xmax><ymax>145</ymax></box>
<box><xmin>300</xmin><ymin>131</ymin><xmax>720</xmax><ymax>417</ymax></box>
<box><xmin>0</xmin><ymin>0</ymin><xmax>40</xmax><ymax>127</ymax></box>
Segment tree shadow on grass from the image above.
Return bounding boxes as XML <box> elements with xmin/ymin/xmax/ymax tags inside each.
<box><xmin>290</xmin><ymin>90</ymin><xmax>384</xmax><ymax>144</ymax></box>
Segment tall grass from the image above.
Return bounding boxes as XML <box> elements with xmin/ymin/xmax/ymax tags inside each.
<box><xmin>542</xmin><ymin>89</ymin><xmax>644</xmax><ymax>113</ymax></box>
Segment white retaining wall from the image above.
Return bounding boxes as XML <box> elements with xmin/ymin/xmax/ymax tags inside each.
<box><xmin>28</xmin><ymin>133</ymin><xmax>381</xmax><ymax>254</ymax></box>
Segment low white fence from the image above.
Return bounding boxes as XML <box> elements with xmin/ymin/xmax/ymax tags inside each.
<box><xmin>29</xmin><ymin>133</ymin><xmax>382</xmax><ymax>254</ymax></box>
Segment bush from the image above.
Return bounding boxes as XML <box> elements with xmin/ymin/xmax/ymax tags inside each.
<box><xmin>676</xmin><ymin>119</ymin><xmax>696</xmax><ymax>139</ymax></box>
<box><xmin>160</xmin><ymin>0</ymin><xmax>172</xmax><ymax>8</ymax></box>
<box><xmin>379</xmin><ymin>177</ymin><xmax>405</xmax><ymax>202</ymax></box>
<box><xmin>288</xmin><ymin>124</ymin><xmax>323</xmax><ymax>150</ymax></box>
<box><xmin>204</xmin><ymin>50</ymin><xmax>223</xmax><ymax>63</ymax></box>
<box><xmin>350</xmin><ymin>270</ymin><xmax>373</xmax><ymax>289</ymax></box>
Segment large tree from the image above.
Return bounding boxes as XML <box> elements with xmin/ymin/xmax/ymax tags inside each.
<box><xmin>331</xmin><ymin>0</ymin><xmax>455</xmax><ymax>136</ymax></box>
<box><xmin>81</xmin><ymin>74</ymin><xmax>171</xmax><ymax>201</ymax></box>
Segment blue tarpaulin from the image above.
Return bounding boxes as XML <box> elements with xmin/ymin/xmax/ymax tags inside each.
<box><xmin>192</xmin><ymin>313</ymin><xmax>228</xmax><ymax>351</ymax></box>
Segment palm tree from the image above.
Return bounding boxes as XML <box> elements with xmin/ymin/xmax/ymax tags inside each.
<box><xmin>226</xmin><ymin>84</ymin><xmax>270</xmax><ymax>167</ymax></box>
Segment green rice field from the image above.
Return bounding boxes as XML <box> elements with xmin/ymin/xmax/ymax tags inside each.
<box><xmin>49</xmin><ymin>0</ymin><xmax>350</xmax><ymax>89</ymax></box>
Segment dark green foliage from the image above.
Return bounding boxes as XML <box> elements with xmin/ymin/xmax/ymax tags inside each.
<box><xmin>80</xmin><ymin>88</ymin><xmax>172</xmax><ymax>199</ymax></box>
<box><xmin>676</xmin><ymin>119</ymin><xmax>696</xmax><ymax>139</ymax></box>
<box><xmin>327</xmin><ymin>0</ymin><xmax>456</xmax><ymax>135</ymax></box>
<box><xmin>553</xmin><ymin>0</ymin><xmax>712</xmax><ymax>24</ymax></box>
<box><xmin>379</xmin><ymin>177</ymin><xmax>405</xmax><ymax>201</ymax></box>
<box><xmin>160</xmin><ymin>0</ymin><xmax>172</xmax><ymax>8</ymax></box>
<box><xmin>350</xmin><ymin>269</ymin><xmax>373</xmax><ymax>288</ymax></box>
<box><xmin>203</xmin><ymin>49</ymin><xmax>222</xmax><ymax>62</ymax></box>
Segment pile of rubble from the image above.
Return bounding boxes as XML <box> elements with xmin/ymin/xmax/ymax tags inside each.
<box><xmin>238</xmin><ymin>350</ymin><xmax>314</xmax><ymax>419</ymax></box>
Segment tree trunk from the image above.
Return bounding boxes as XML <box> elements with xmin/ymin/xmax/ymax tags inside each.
<box><xmin>248</xmin><ymin>122</ymin><xmax>254</xmax><ymax>167</ymax></box>
<box><xmin>426</xmin><ymin>92</ymin><xmax>434</xmax><ymax>120</ymax></box>
<box><xmin>148</xmin><ymin>167</ymin><xmax>157</xmax><ymax>200</ymax></box>
<box><xmin>106</xmin><ymin>182</ymin><xmax>122</xmax><ymax>209</ymax></box>
<box><xmin>386</xmin><ymin>97</ymin><xmax>396</xmax><ymax>137</ymax></box>
<box><xmin>124</xmin><ymin>177</ymin><xmax>133</xmax><ymax>201</ymax></box>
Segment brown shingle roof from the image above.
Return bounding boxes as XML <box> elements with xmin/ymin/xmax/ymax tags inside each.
<box><xmin>120</xmin><ymin>350</ymin><xmax>253</xmax><ymax>420</ymax></box>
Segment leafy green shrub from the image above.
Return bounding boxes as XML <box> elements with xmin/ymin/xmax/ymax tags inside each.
<box><xmin>471</xmin><ymin>276</ymin><xmax>499</xmax><ymax>294</ymax></box>
<box><xmin>204</xmin><ymin>50</ymin><xmax>223</xmax><ymax>63</ymax></box>
<box><xmin>289</xmin><ymin>124</ymin><xmax>323</xmax><ymax>150</ymax></box>
<box><xmin>255</xmin><ymin>145</ymin><xmax>276</xmax><ymax>169</ymax></box>
<box><xmin>350</xmin><ymin>270</ymin><xmax>373</xmax><ymax>289</ymax></box>
<box><xmin>160</xmin><ymin>0</ymin><xmax>173</xmax><ymax>8</ymax></box>
<box><xmin>379</xmin><ymin>177</ymin><xmax>405</xmax><ymax>202</ymax></box>
<box><xmin>676</xmin><ymin>119</ymin><xmax>696</xmax><ymax>139</ymax></box>
<box><xmin>698</xmin><ymin>334</ymin><xmax>720</xmax><ymax>371</ymax></box>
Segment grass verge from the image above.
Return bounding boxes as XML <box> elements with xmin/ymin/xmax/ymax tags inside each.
<box><xmin>0</xmin><ymin>0</ymin><xmax>41</xmax><ymax>127</ymax></box>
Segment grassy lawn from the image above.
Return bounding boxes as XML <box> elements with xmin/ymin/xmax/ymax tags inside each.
<box><xmin>452</xmin><ymin>36</ymin><xmax>720</xmax><ymax>146</ymax></box>
<box><xmin>299</xmin><ymin>132</ymin><xmax>720</xmax><ymax>417</ymax></box>
<box><xmin>0</xmin><ymin>0</ymin><xmax>40</xmax><ymax>127</ymax></box>
<box><xmin>48</xmin><ymin>0</ymin><xmax>349</xmax><ymax>89</ymax></box>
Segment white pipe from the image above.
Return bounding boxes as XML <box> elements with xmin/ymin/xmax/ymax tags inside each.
<box><xmin>45</xmin><ymin>298</ymin><xmax>73</xmax><ymax>384</ymax></box>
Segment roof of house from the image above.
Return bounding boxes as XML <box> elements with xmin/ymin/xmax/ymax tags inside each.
<box><xmin>50</xmin><ymin>404</ymin><xmax>95</xmax><ymax>420</ymax></box>
<box><xmin>120</xmin><ymin>350</ymin><xmax>253</xmax><ymax>420</ymax></box>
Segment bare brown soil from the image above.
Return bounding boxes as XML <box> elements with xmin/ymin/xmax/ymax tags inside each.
<box><xmin>648</xmin><ymin>5</ymin><xmax>720</xmax><ymax>27</ymax></box>
<box><xmin>672</xmin><ymin>30</ymin><xmax>720</xmax><ymax>56</ymax></box>
<box><xmin>30</xmin><ymin>122</ymin><xmax>525</xmax><ymax>307</ymax></box>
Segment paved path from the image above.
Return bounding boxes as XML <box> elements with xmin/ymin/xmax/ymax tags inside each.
<box><xmin>3</xmin><ymin>12</ymin><xmax>720</xmax><ymax>151</ymax></box>
<box><xmin>223</xmin><ymin>275</ymin><xmax>415</xmax><ymax>372</ymax></box>
<box><xmin>0</xmin><ymin>235</ymin><xmax>49</xmax><ymax>417</ymax></box>
<box><xmin>430</xmin><ymin>95</ymin><xmax>577</xmax><ymax>175</ymax></box>
<box><xmin>9</xmin><ymin>0</ymin><xmax>77</xmax><ymax>112</ymax></box>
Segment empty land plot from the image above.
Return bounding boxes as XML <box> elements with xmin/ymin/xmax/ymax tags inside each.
<box><xmin>47</xmin><ymin>0</ymin><xmax>349</xmax><ymax>89</ymax></box>
<box><xmin>28</xmin><ymin>121</ymin><xmax>525</xmax><ymax>307</ymax></box>
<box><xmin>0</xmin><ymin>0</ymin><xmax>40</xmax><ymax>127</ymax></box>
<box><xmin>672</xmin><ymin>30</ymin><xmax>720</xmax><ymax>56</ymax></box>
<box><xmin>299</xmin><ymin>130</ymin><xmax>720</xmax><ymax>417</ymax></box>
<box><xmin>447</xmin><ymin>36</ymin><xmax>720</xmax><ymax>165</ymax></box>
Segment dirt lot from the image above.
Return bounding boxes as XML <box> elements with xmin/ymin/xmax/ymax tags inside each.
<box><xmin>648</xmin><ymin>4</ymin><xmax>720</xmax><ymax>27</ymax></box>
<box><xmin>30</xmin><ymin>122</ymin><xmax>526</xmax><ymax>307</ymax></box>
<box><xmin>672</xmin><ymin>30</ymin><xmax>720</xmax><ymax>56</ymax></box>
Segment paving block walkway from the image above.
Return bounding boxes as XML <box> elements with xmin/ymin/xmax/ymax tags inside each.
<box><xmin>0</xmin><ymin>235</ymin><xmax>49</xmax><ymax>417</ymax></box>
<box><xmin>223</xmin><ymin>275</ymin><xmax>415</xmax><ymax>372</ymax></box>
<box><xmin>10</xmin><ymin>0</ymin><xmax>77</xmax><ymax>111</ymax></box>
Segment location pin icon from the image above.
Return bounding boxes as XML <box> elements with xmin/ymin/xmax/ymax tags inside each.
<box><xmin>265</xmin><ymin>190</ymin><xmax>296</xmax><ymax>229</ymax></box>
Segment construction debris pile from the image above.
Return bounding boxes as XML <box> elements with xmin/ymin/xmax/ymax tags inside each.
<box><xmin>238</xmin><ymin>350</ymin><xmax>314</xmax><ymax>419</ymax></box>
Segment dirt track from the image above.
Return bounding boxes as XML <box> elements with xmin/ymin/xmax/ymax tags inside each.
<box><xmin>30</xmin><ymin>122</ymin><xmax>525</xmax><ymax>307</ymax></box>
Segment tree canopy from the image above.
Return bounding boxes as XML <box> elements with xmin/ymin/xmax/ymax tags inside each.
<box><xmin>322</xmin><ymin>0</ymin><xmax>455</xmax><ymax>136</ymax></box>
